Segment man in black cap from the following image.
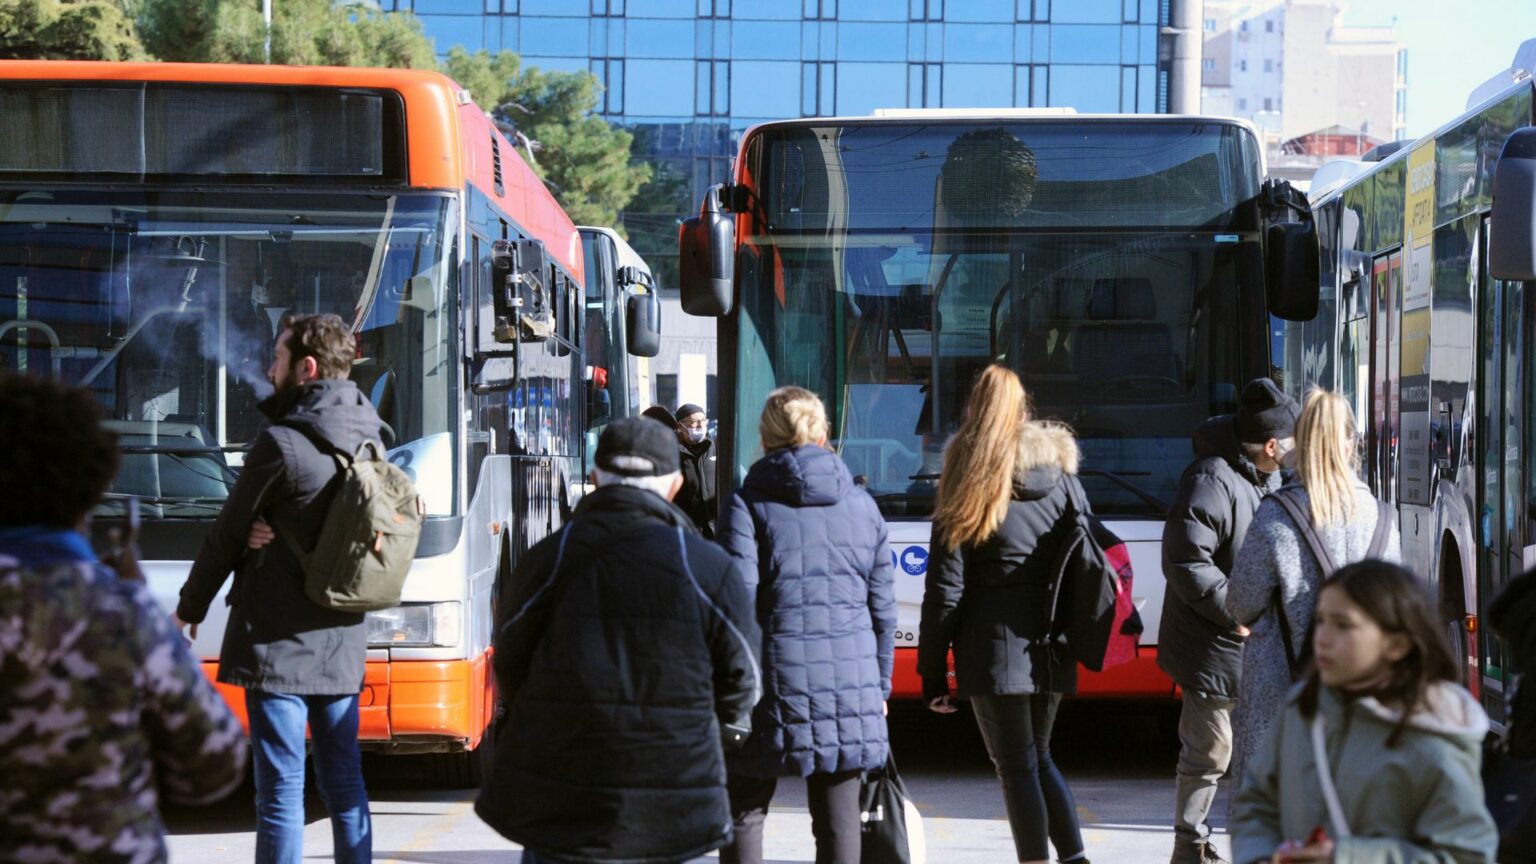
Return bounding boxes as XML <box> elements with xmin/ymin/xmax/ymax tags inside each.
<box><xmin>673</xmin><ymin>402</ymin><xmax>718</xmax><ymax>538</ymax></box>
<box><xmin>478</xmin><ymin>417</ymin><xmax>760</xmax><ymax>864</ymax></box>
<box><xmin>1160</xmin><ymin>378</ymin><xmax>1299</xmax><ymax>864</ymax></box>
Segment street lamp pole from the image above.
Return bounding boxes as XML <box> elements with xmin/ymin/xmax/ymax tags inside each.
<box><xmin>263</xmin><ymin>0</ymin><xmax>272</xmax><ymax>63</ymax></box>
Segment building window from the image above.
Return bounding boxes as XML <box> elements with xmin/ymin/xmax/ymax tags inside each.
<box><xmin>1264</xmin><ymin>19</ymin><xmax>1274</xmax><ymax>33</ymax></box>
<box><xmin>1238</xmin><ymin>97</ymin><xmax>1247</xmax><ymax>110</ymax></box>
<box><xmin>695</xmin><ymin>60</ymin><xmax>729</xmax><ymax>116</ymax></box>
<box><xmin>1202</xmin><ymin>58</ymin><xmax>1215</xmax><ymax>72</ymax></box>
<box><xmin>910</xmin><ymin>0</ymin><xmax>943</xmax><ymax>22</ymax></box>
<box><xmin>1203</xmin><ymin>18</ymin><xmax>1215</xmax><ymax>31</ymax></box>
<box><xmin>1239</xmin><ymin>20</ymin><xmax>1247</xmax><ymax>32</ymax></box>
<box><xmin>1263</xmin><ymin>58</ymin><xmax>1273</xmax><ymax>73</ymax></box>
<box><xmin>908</xmin><ymin>62</ymin><xmax>941</xmax><ymax>107</ymax></box>
<box><xmin>1397</xmin><ymin>48</ymin><xmax>1408</xmax><ymax>82</ymax></box>
<box><xmin>1263</xmin><ymin>97</ymin><xmax>1273</xmax><ymax>111</ymax></box>
<box><xmin>1014</xmin><ymin>63</ymin><xmax>1048</xmax><ymax>105</ymax></box>
<box><xmin>591</xmin><ymin>0</ymin><xmax>621</xmax><ymax>14</ymax></box>
<box><xmin>802</xmin><ymin>61</ymin><xmax>834</xmax><ymax>115</ymax></box>
<box><xmin>591</xmin><ymin>58</ymin><xmax>624</xmax><ymax>113</ymax></box>
<box><xmin>1238</xmin><ymin>59</ymin><xmax>1246</xmax><ymax>72</ymax></box>
<box><xmin>699</xmin><ymin>0</ymin><xmax>728</xmax><ymax>16</ymax></box>
<box><xmin>803</xmin><ymin>0</ymin><xmax>833</xmax><ymax>18</ymax></box>
<box><xmin>1017</xmin><ymin>0</ymin><xmax>1048</xmax><ymax>21</ymax></box>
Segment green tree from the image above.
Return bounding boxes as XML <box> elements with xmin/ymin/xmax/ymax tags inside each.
<box><xmin>0</xmin><ymin>0</ymin><xmax>146</xmax><ymax>60</ymax></box>
<box><xmin>139</xmin><ymin>0</ymin><xmax>436</xmax><ymax>68</ymax></box>
<box><xmin>444</xmin><ymin>47</ymin><xmax>650</xmax><ymax>229</ymax></box>
<box><xmin>619</xmin><ymin>152</ymin><xmax>691</xmax><ymax>291</ymax></box>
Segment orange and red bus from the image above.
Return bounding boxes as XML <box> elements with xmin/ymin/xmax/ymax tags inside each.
<box><xmin>679</xmin><ymin>108</ymin><xmax>1318</xmax><ymax>699</ymax></box>
<box><xmin>0</xmin><ymin>61</ymin><xmax>596</xmax><ymax>783</ymax></box>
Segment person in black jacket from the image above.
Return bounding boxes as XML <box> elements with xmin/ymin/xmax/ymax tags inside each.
<box><xmin>674</xmin><ymin>402</ymin><xmax>718</xmax><ymax>538</ymax></box>
<box><xmin>719</xmin><ymin>386</ymin><xmax>896</xmax><ymax>864</ymax></box>
<box><xmin>1159</xmin><ymin>378</ymin><xmax>1295</xmax><ymax>864</ymax></box>
<box><xmin>477</xmin><ymin>416</ymin><xmax>761</xmax><ymax>864</ymax></box>
<box><xmin>173</xmin><ymin>313</ymin><xmax>384</xmax><ymax>864</ymax></box>
<box><xmin>918</xmin><ymin>365</ymin><xmax>1089</xmax><ymax>864</ymax></box>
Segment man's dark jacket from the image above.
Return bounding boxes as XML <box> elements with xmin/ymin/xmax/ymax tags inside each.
<box><xmin>677</xmin><ymin>438</ymin><xmax>718</xmax><ymax>538</ymax></box>
<box><xmin>721</xmin><ymin>444</ymin><xmax>896</xmax><ymax>778</ymax></box>
<box><xmin>918</xmin><ymin>421</ymin><xmax>1084</xmax><ymax>700</ymax></box>
<box><xmin>176</xmin><ymin>380</ymin><xmax>384</xmax><ymax>695</ymax></box>
<box><xmin>1157</xmin><ymin>415</ymin><xmax>1280</xmax><ymax>699</ymax></box>
<box><xmin>477</xmin><ymin>484</ymin><xmax>760</xmax><ymax>863</ymax></box>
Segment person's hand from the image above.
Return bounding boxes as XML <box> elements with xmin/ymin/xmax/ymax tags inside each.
<box><xmin>1272</xmin><ymin>837</ymin><xmax>1334</xmax><ymax>863</ymax></box>
<box><xmin>883</xmin><ymin>701</ymin><xmax>889</xmax><ymax>717</ymax></box>
<box><xmin>169</xmin><ymin>613</ymin><xmax>198</xmax><ymax>643</ymax></box>
<box><xmin>1236</xmin><ymin>624</ymin><xmax>1252</xmax><ymax>638</ymax></box>
<box><xmin>248</xmin><ymin>518</ymin><xmax>275</xmax><ymax>550</ymax></box>
<box><xmin>927</xmin><ymin>695</ymin><xmax>958</xmax><ymax>715</ymax></box>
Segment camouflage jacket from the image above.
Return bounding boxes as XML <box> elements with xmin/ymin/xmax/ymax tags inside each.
<box><xmin>0</xmin><ymin>554</ymin><xmax>248</xmax><ymax>864</ymax></box>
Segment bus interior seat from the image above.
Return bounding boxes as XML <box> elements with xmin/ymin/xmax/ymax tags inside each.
<box><xmin>1073</xmin><ymin>278</ymin><xmax>1178</xmax><ymax>384</ymax></box>
<box><xmin>350</xmin><ymin>365</ymin><xmax>398</xmax><ymax>445</ymax></box>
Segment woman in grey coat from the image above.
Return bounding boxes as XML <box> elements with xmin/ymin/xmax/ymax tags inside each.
<box><xmin>1224</xmin><ymin>389</ymin><xmax>1401</xmax><ymax>804</ymax></box>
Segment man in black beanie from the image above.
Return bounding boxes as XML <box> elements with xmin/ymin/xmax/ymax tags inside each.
<box><xmin>673</xmin><ymin>403</ymin><xmax>718</xmax><ymax>538</ymax></box>
<box><xmin>478</xmin><ymin>417</ymin><xmax>760</xmax><ymax>864</ymax></box>
<box><xmin>1160</xmin><ymin>377</ymin><xmax>1298</xmax><ymax>864</ymax></box>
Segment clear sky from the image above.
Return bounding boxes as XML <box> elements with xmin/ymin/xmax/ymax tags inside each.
<box><xmin>1338</xmin><ymin>0</ymin><xmax>1536</xmax><ymax>138</ymax></box>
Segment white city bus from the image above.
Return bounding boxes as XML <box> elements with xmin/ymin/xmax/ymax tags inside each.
<box><xmin>678</xmin><ymin>108</ymin><xmax>1317</xmax><ymax>698</ymax></box>
<box><xmin>1282</xmin><ymin>58</ymin><xmax>1536</xmax><ymax>724</ymax></box>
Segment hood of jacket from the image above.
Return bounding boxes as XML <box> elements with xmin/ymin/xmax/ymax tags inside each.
<box><xmin>741</xmin><ymin>444</ymin><xmax>852</xmax><ymax>507</ymax></box>
<box><xmin>1192</xmin><ymin>414</ymin><xmax>1271</xmax><ymax>489</ymax></box>
<box><xmin>260</xmin><ymin>379</ymin><xmax>384</xmax><ymax>456</ymax></box>
<box><xmin>1350</xmin><ymin>681</ymin><xmax>1491</xmax><ymax>744</ymax></box>
<box><xmin>1012</xmin><ymin>421</ymin><xmax>1079</xmax><ymax>502</ymax></box>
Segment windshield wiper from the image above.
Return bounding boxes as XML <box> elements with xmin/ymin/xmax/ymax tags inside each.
<box><xmin>100</xmin><ymin>493</ymin><xmax>226</xmax><ymax>511</ymax></box>
<box><xmin>117</xmin><ymin>444</ymin><xmax>249</xmax><ymax>453</ymax></box>
<box><xmin>1078</xmin><ymin>468</ymin><xmax>1169</xmax><ymax>516</ymax></box>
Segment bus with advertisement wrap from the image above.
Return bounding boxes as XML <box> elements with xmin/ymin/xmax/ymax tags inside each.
<box><xmin>678</xmin><ymin>108</ymin><xmax>1318</xmax><ymax>698</ymax></box>
<box><xmin>0</xmin><ymin>60</ymin><xmax>631</xmax><ymax>784</ymax></box>
<box><xmin>1280</xmin><ymin>66</ymin><xmax>1536</xmax><ymax>725</ymax></box>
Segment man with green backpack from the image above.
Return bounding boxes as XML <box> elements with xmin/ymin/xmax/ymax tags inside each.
<box><xmin>173</xmin><ymin>312</ymin><xmax>420</xmax><ymax>864</ymax></box>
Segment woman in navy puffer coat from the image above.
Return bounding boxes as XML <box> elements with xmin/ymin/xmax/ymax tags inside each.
<box><xmin>719</xmin><ymin>386</ymin><xmax>896</xmax><ymax>864</ymax></box>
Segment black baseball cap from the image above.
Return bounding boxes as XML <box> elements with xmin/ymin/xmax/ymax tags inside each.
<box><xmin>595</xmin><ymin>416</ymin><xmax>681</xmax><ymax>477</ymax></box>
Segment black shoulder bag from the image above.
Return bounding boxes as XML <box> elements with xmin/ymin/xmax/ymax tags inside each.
<box><xmin>1266</xmin><ymin>487</ymin><xmax>1393</xmax><ymax>679</ymax></box>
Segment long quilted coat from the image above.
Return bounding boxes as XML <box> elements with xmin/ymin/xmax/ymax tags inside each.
<box><xmin>722</xmin><ymin>444</ymin><xmax>896</xmax><ymax>778</ymax></box>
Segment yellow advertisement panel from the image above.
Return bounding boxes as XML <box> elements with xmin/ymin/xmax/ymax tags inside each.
<box><xmin>1400</xmin><ymin>142</ymin><xmax>1434</xmax><ymax>505</ymax></box>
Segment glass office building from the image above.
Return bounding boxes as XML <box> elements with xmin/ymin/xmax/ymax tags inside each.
<box><xmin>394</xmin><ymin>0</ymin><xmax>1173</xmax><ymax>205</ymax></box>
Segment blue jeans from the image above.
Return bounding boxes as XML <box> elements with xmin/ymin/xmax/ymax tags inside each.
<box><xmin>246</xmin><ymin>690</ymin><xmax>372</xmax><ymax>864</ymax></box>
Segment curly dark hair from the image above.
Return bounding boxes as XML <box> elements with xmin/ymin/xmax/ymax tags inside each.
<box><xmin>0</xmin><ymin>373</ymin><xmax>120</xmax><ymax>529</ymax></box>
<box><xmin>278</xmin><ymin>312</ymin><xmax>355</xmax><ymax>380</ymax></box>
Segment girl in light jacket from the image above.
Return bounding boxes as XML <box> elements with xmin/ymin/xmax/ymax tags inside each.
<box><xmin>917</xmin><ymin>365</ymin><xmax>1090</xmax><ymax>864</ymax></box>
<box><xmin>1225</xmin><ymin>389</ymin><xmax>1401</xmax><ymax>797</ymax></box>
<box><xmin>1231</xmin><ymin>559</ymin><xmax>1497</xmax><ymax>864</ymax></box>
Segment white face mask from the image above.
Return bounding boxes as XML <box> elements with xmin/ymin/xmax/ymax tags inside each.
<box><xmin>683</xmin><ymin>426</ymin><xmax>708</xmax><ymax>444</ymax></box>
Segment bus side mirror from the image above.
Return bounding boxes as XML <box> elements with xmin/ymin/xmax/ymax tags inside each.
<box><xmin>626</xmin><ymin>290</ymin><xmax>661</xmax><ymax>358</ymax></box>
<box><xmin>489</xmin><ymin>238</ymin><xmax>553</xmax><ymax>345</ymax></box>
<box><xmin>1490</xmin><ymin>127</ymin><xmax>1536</xmax><ymax>280</ymax></box>
<box><xmin>679</xmin><ymin>184</ymin><xmax>735</xmax><ymax>316</ymax></box>
<box><xmin>1265</xmin><ymin>221</ymin><xmax>1320</xmax><ymax>321</ymax></box>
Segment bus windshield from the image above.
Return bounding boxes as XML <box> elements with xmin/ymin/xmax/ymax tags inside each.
<box><xmin>732</xmin><ymin>121</ymin><xmax>1265</xmax><ymax>518</ymax></box>
<box><xmin>0</xmin><ymin>189</ymin><xmax>458</xmax><ymax>518</ymax></box>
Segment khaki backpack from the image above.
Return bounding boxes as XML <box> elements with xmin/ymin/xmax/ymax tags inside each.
<box><xmin>281</xmin><ymin>428</ymin><xmax>424</xmax><ymax>612</ymax></box>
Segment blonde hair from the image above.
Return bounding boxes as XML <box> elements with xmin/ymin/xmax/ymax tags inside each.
<box><xmin>760</xmin><ymin>386</ymin><xmax>829</xmax><ymax>451</ymax></box>
<box><xmin>1295</xmin><ymin>388</ymin><xmax>1360</xmax><ymax>527</ymax></box>
<box><xmin>932</xmin><ymin>366</ymin><xmax>1030</xmax><ymax>551</ymax></box>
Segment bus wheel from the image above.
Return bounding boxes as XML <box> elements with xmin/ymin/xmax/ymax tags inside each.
<box><xmin>423</xmin><ymin>746</ymin><xmax>484</xmax><ymax>789</ymax></box>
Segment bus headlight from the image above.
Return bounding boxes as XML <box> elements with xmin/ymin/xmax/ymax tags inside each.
<box><xmin>365</xmin><ymin>602</ymin><xmax>462</xmax><ymax>647</ymax></box>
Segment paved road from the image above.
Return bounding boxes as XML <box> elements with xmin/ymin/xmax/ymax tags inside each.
<box><xmin>167</xmin><ymin>700</ymin><xmax>1231</xmax><ymax>863</ymax></box>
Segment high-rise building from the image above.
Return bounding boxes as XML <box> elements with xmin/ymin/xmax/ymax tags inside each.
<box><xmin>1200</xmin><ymin>0</ymin><xmax>1405</xmax><ymax>159</ymax></box>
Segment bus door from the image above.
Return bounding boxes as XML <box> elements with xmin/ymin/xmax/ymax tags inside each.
<box><xmin>1369</xmin><ymin>252</ymin><xmax>1403</xmax><ymax>503</ymax></box>
<box><xmin>1476</xmin><ymin>216</ymin><xmax>1531</xmax><ymax>723</ymax></box>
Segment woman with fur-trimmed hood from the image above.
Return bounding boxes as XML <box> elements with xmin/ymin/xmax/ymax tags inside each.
<box><xmin>918</xmin><ymin>365</ymin><xmax>1093</xmax><ymax>864</ymax></box>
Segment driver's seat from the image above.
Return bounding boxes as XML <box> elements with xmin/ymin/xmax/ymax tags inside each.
<box><xmin>1073</xmin><ymin>279</ymin><xmax>1177</xmax><ymax>384</ymax></box>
